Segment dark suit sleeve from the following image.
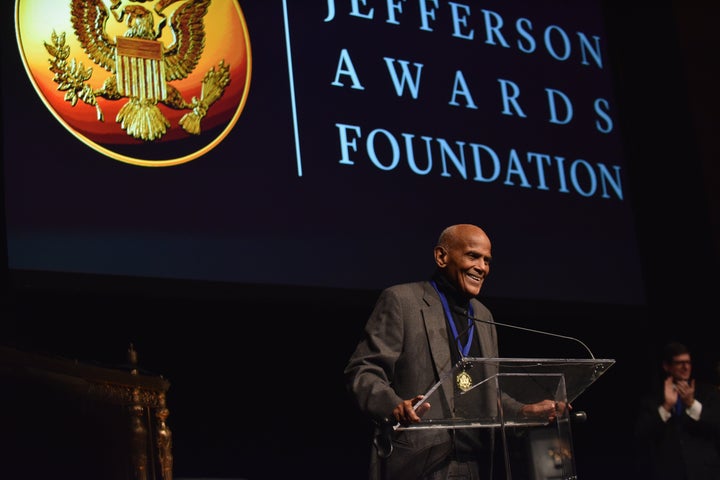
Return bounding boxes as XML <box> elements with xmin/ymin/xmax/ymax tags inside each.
<box><xmin>344</xmin><ymin>287</ymin><xmax>408</xmax><ymax>423</ymax></box>
<box><xmin>344</xmin><ymin>284</ymin><xmax>457</xmax><ymax>480</ymax></box>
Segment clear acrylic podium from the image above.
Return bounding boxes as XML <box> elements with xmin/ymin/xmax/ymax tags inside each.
<box><xmin>396</xmin><ymin>357</ymin><xmax>615</xmax><ymax>480</ymax></box>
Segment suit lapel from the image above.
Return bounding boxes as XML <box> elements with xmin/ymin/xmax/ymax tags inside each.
<box><xmin>421</xmin><ymin>282</ymin><xmax>455</xmax><ymax>412</ymax></box>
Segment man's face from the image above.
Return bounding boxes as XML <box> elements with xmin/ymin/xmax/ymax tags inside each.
<box><xmin>436</xmin><ymin>229</ymin><xmax>492</xmax><ymax>298</ymax></box>
<box><xmin>665</xmin><ymin>353</ymin><xmax>692</xmax><ymax>382</ymax></box>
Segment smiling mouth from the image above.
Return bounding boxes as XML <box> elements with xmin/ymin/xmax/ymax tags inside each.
<box><xmin>468</xmin><ymin>273</ymin><xmax>482</xmax><ymax>282</ymax></box>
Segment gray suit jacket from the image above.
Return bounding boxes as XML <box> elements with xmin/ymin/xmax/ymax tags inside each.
<box><xmin>344</xmin><ymin>281</ymin><xmax>500</xmax><ymax>480</ymax></box>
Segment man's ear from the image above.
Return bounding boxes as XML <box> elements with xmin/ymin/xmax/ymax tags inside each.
<box><xmin>434</xmin><ymin>246</ymin><xmax>447</xmax><ymax>267</ymax></box>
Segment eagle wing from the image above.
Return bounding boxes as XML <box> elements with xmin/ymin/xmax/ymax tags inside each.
<box><xmin>70</xmin><ymin>0</ymin><xmax>117</xmax><ymax>72</ymax></box>
<box><xmin>163</xmin><ymin>0</ymin><xmax>212</xmax><ymax>81</ymax></box>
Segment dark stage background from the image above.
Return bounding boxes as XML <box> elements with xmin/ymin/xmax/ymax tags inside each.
<box><xmin>2</xmin><ymin>1</ymin><xmax>719</xmax><ymax>480</ymax></box>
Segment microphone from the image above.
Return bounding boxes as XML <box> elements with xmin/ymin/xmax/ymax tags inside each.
<box><xmin>571</xmin><ymin>411</ymin><xmax>588</xmax><ymax>423</ymax></box>
<box><xmin>452</xmin><ymin>305</ymin><xmax>596</xmax><ymax>359</ymax></box>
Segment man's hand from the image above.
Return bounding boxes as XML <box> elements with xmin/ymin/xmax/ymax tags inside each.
<box><xmin>393</xmin><ymin>395</ymin><xmax>431</xmax><ymax>426</ymax></box>
<box><xmin>521</xmin><ymin>399</ymin><xmax>570</xmax><ymax>423</ymax></box>
<box><xmin>663</xmin><ymin>376</ymin><xmax>679</xmax><ymax>412</ymax></box>
<box><xmin>676</xmin><ymin>378</ymin><xmax>696</xmax><ymax>408</ymax></box>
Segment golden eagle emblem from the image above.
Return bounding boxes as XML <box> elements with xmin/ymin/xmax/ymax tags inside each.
<box><xmin>43</xmin><ymin>0</ymin><xmax>231</xmax><ymax>142</ymax></box>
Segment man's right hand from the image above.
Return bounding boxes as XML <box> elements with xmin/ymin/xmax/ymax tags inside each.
<box><xmin>393</xmin><ymin>395</ymin><xmax>431</xmax><ymax>426</ymax></box>
<box><xmin>663</xmin><ymin>376</ymin><xmax>679</xmax><ymax>412</ymax></box>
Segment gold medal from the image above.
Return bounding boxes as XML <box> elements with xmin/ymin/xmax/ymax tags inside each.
<box><xmin>456</xmin><ymin>370</ymin><xmax>473</xmax><ymax>392</ymax></box>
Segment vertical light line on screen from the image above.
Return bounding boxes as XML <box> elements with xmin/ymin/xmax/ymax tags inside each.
<box><xmin>282</xmin><ymin>0</ymin><xmax>303</xmax><ymax>177</ymax></box>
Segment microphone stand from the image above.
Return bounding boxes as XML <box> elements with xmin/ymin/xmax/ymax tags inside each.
<box><xmin>452</xmin><ymin>306</ymin><xmax>596</xmax><ymax>359</ymax></box>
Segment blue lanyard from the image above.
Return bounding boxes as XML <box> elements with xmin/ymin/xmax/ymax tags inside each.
<box><xmin>431</xmin><ymin>281</ymin><xmax>474</xmax><ymax>357</ymax></box>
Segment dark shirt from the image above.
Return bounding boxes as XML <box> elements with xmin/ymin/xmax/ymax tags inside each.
<box><xmin>432</xmin><ymin>273</ymin><xmax>492</xmax><ymax>462</ymax></box>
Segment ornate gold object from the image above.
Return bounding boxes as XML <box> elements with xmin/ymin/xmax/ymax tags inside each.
<box><xmin>43</xmin><ymin>0</ymin><xmax>231</xmax><ymax>141</ymax></box>
<box><xmin>1</xmin><ymin>345</ymin><xmax>173</xmax><ymax>480</ymax></box>
<box><xmin>456</xmin><ymin>370</ymin><xmax>473</xmax><ymax>392</ymax></box>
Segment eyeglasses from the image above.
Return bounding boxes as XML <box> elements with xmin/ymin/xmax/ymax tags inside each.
<box><xmin>671</xmin><ymin>360</ymin><xmax>692</xmax><ymax>366</ymax></box>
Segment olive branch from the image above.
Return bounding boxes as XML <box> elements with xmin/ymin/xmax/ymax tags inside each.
<box><xmin>44</xmin><ymin>30</ymin><xmax>104</xmax><ymax>121</ymax></box>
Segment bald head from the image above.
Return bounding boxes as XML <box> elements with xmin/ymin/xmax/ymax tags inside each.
<box><xmin>437</xmin><ymin>224</ymin><xmax>490</xmax><ymax>250</ymax></box>
<box><xmin>435</xmin><ymin>224</ymin><xmax>492</xmax><ymax>298</ymax></box>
